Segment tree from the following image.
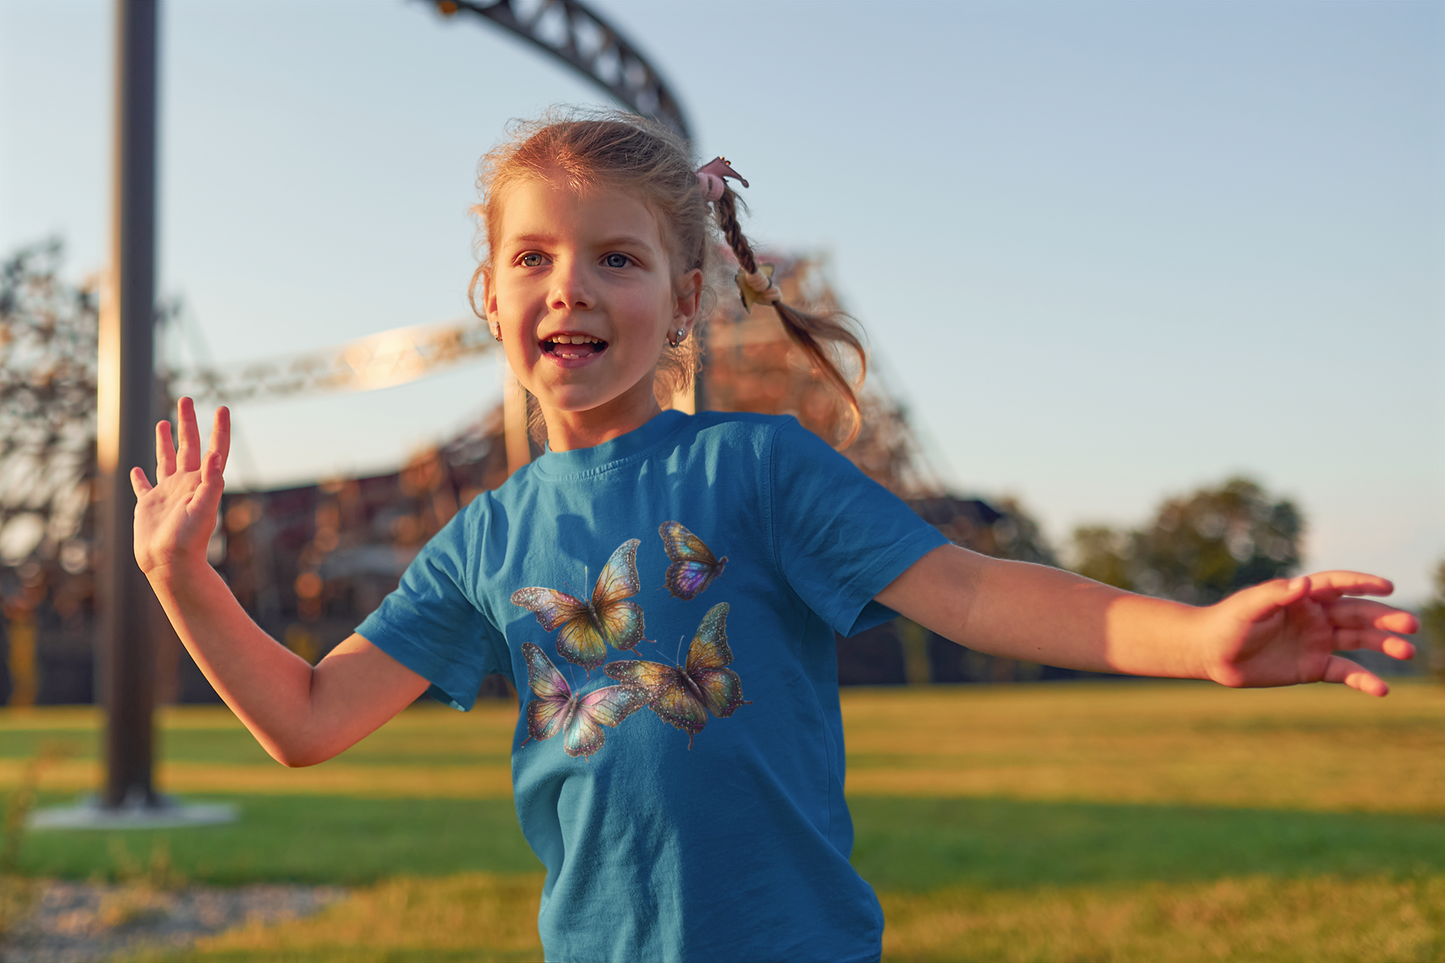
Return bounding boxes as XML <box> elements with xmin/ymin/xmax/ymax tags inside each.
<box><xmin>1070</xmin><ymin>525</ymin><xmax>1135</xmax><ymax>591</ymax></box>
<box><xmin>1421</xmin><ymin>559</ymin><xmax>1445</xmax><ymax>682</ymax></box>
<box><xmin>1070</xmin><ymin>477</ymin><xmax>1303</xmax><ymax>605</ymax></box>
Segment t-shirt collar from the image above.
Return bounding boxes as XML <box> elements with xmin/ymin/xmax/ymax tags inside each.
<box><xmin>532</xmin><ymin>409</ymin><xmax>689</xmax><ymax>477</ymax></box>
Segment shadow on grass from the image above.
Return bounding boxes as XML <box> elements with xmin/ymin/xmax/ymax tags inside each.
<box><xmin>18</xmin><ymin>792</ymin><xmax>1445</xmax><ymax>897</ymax></box>
<box><xmin>21</xmin><ymin>795</ymin><xmax>538</xmax><ymax>885</ymax></box>
<box><xmin>850</xmin><ymin>796</ymin><xmax>1445</xmax><ymax>892</ymax></box>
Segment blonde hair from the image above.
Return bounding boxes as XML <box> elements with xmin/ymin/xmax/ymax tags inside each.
<box><xmin>469</xmin><ymin>108</ymin><xmax>865</xmax><ymax>445</ymax></box>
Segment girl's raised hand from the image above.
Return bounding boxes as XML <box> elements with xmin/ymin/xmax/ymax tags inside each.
<box><xmin>130</xmin><ymin>398</ymin><xmax>230</xmax><ymax>577</ymax></box>
<box><xmin>1198</xmin><ymin>572</ymin><xmax>1418</xmax><ymax>697</ymax></box>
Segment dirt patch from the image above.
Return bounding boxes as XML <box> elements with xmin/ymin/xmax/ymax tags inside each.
<box><xmin>0</xmin><ymin>879</ymin><xmax>342</xmax><ymax>962</ymax></box>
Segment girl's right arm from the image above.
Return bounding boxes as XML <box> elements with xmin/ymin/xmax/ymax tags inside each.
<box><xmin>131</xmin><ymin>399</ymin><xmax>429</xmax><ymax>767</ymax></box>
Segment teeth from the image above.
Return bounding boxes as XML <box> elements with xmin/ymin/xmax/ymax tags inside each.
<box><xmin>550</xmin><ymin>334</ymin><xmax>602</xmax><ymax>344</ymax></box>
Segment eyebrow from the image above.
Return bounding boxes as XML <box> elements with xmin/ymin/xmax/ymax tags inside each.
<box><xmin>504</xmin><ymin>233</ymin><xmax>655</xmax><ymax>249</ymax></box>
<box><xmin>595</xmin><ymin>235</ymin><xmax>654</xmax><ymax>249</ymax></box>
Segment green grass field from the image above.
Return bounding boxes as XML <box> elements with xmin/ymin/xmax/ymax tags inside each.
<box><xmin>2</xmin><ymin>680</ymin><xmax>1441</xmax><ymax>961</ymax></box>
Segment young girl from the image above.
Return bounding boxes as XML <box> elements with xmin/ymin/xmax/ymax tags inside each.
<box><xmin>131</xmin><ymin>111</ymin><xmax>1417</xmax><ymax>963</ymax></box>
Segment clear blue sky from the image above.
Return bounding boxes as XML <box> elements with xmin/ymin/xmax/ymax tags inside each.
<box><xmin>2</xmin><ymin>0</ymin><xmax>1440</xmax><ymax>602</ymax></box>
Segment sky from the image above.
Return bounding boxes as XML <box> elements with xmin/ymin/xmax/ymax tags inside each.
<box><xmin>1</xmin><ymin>0</ymin><xmax>1441</xmax><ymax>603</ymax></box>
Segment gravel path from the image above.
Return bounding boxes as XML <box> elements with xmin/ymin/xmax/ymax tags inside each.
<box><xmin>0</xmin><ymin>879</ymin><xmax>343</xmax><ymax>962</ymax></box>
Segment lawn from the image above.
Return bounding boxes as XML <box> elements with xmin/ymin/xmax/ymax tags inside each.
<box><xmin>1</xmin><ymin>680</ymin><xmax>1441</xmax><ymax>961</ymax></box>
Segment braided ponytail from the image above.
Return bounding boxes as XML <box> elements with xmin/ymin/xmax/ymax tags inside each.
<box><xmin>710</xmin><ymin>182</ymin><xmax>867</xmax><ymax>447</ymax></box>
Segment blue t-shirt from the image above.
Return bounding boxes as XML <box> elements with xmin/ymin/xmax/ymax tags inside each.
<box><xmin>358</xmin><ymin>410</ymin><xmax>949</xmax><ymax>963</ymax></box>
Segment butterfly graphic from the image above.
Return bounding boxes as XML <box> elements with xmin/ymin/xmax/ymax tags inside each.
<box><xmin>519</xmin><ymin>643</ymin><xmax>651</xmax><ymax>759</ymax></box>
<box><xmin>659</xmin><ymin>521</ymin><xmax>728</xmax><ymax>600</ymax></box>
<box><xmin>604</xmin><ymin>602</ymin><xmax>748</xmax><ymax>749</ymax></box>
<box><xmin>511</xmin><ymin>539</ymin><xmax>648</xmax><ymax>673</ymax></box>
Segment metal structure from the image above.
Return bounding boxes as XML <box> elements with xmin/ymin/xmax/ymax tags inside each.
<box><xmin>429</xmin><ymin>0</ymin><xmax>691</xmax><ymax>141</ymax></box>
<box><xmin>165</xmin><ymin>317</ymin><xmax>498</xmax><ymax>405</ymax></box>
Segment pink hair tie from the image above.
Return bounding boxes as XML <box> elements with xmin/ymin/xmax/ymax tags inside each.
<box><xmin>696</xmin><ymin>156</ymin><xmax>748</xmax><ymax>202</ymax></box>
<box><xmin>697</xmin><ymin>172</ymin><xmax>726</xmax><ymax>202</ymax></box>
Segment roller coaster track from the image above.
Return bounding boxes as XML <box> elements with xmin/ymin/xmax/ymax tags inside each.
<box><xmin>428</xmin><ymin>0</ymin><xmax>691</xmax><ymax>141</ymax></box>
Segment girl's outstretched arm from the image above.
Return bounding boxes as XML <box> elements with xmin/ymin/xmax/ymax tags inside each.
<box><xmin>131</xmin><ymin>398</ymin><xmax>429</xmax><ymax>766</ymax></box>
<box><xmin>874</xmin><ymin>545</ymin><xmax>1418</xmax><ymax>696</ymax></box>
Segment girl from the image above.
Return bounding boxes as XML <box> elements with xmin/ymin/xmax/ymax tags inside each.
<box><xmin>131</xmin><ymin>111</ymin><xmax>1417</xmax><ymax>963</ymax></box>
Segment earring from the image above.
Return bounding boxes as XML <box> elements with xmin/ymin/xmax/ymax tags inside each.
<box><xmin>667</xmin><ymin>328</ymin><xmax>686</xmax><ymax>348</ymax></box>
<box><xmin>492</xmin><ymin>327</ymin><xmax>502</xmax><ymax>343</ymax></box>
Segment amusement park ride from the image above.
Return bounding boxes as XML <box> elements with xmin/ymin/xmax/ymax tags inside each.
<box><xmin>0</xmin><ymin>0</ymin><xmax>1049</xmax><ymax>817</ymax></box>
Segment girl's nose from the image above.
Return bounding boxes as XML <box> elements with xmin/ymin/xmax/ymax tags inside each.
<box><xmin>549</xmin><ymin>260</ymin><xmax>594</xmax><ymax>311</ymax></box>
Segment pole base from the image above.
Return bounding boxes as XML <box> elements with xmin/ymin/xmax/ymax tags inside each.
<box><xmin>28</xmin><ymin>794</ymin><xmax>238</xmax><ymax>831</ymax></box>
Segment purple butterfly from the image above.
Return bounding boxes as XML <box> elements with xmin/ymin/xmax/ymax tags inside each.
<box><xmin>519</xmin><ymin>643</ymin><xmax>651</xmax><ymax>759</ymax></box>
<box><xmin>512</xmin><ymin>539</ymin><xmax>648</xmax><ymax>673</ymax></box>
<box><xmin>605</xmin><ymin>602</ymin><xmax>748</xmax><ymax>749</ymax></box>
<box><xmin>659</xmin><ymin>521</ymin><xmax>727</xmax><ymax>600</ymax></box>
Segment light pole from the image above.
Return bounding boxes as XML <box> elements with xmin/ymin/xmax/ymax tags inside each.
<box><xmin>96</xmin><ymin>0</ymin><xmax>159</xmax><ymax>811</ymax></box>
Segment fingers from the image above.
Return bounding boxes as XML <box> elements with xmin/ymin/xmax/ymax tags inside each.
<box><xmin>1323</xmin><ymin>598</ymin><xmax>1420</xmax><ymax>635</ymax></box>
<box><xmin>1331</xmin><ymin>627</ymin><xmax>1416</xmax><ymax>661</ymax></box>
<box><xmin>195</xmin><ymin>449</ymin><xmax>228</xmax><ymax>518</ymax></box>
<box><xmin>176</xmin><ymin>396</ymin><xmax>203</xmax><ymax>473</ymax></box>
<box><xmin>1298</xmin><ymin>570</ymin><xmax>1395</xmax><ymax>600</ymax></box>
<box><xmin>129</xmin><ymin>466</ymin><xmax>153</xmax><ymax>498</ymax></box>
<box><xmin>1321</xmin><ymin>654</ymin><xmax>1389</xmax><ymax>697</ymax></box>
<box><xmin>155</xmin><ymin>419</ymin><xmax>177</xmax><ymax>481</ymax></box>
<box><xmin>160</xmin><ymin>398</ymin><xmax>228</xmax><ymax>481</ymax></box>
<box><xmin>207</xmin><ymin>406</ymin><xmax>231</xmax><ymax>475</ymax></box>
<box><xmin>1224</xmin><ymin>576</ymin><xmax>1311</xmax><ymax>624</ymax></box>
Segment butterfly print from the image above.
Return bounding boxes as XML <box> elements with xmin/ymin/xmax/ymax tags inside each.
<box><xmin>511</xmin><ymin>539</ymin><xmax>648</xmax><ymax>673</ymax></box>
<box><xmin>659</xmin><ymin>521</ymin><xmax>728</xmax><ymax>600</ymax></box>
<box><xmin>519</xmin><ymin>642</ymin><xmax>651</xmax><ymax>759</ymax></box>
<box><xmin>604</xmin><ymin>602</ymin><xmax>748</xmax><ymax>749</ymax></box>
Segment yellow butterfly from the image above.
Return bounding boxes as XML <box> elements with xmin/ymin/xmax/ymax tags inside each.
<box><xmin>605</xmin><ymin>602</ymin><xmax>747</xmax><ymax>749</ymax></box>
<box><xmin>511</xmin><ymin>539</ymin><xmax>648</xmax><ymax>673</ymax></box>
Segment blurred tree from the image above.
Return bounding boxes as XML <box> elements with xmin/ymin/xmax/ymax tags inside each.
<box><xmin>1421</xmin><ymin>559</ymin><xmax>1445</xmax><ymax>682</ymax></box>
<box><xmin>989</xmin><ymin>496</ymin><xmax>1060</xmax><ymax>568</ymax></box>
<box><xmin>1070</xmin><ymin>477</ymin><xmax>1303</xmax><ymax>605</ymax></box>
<box><xmin>1070</xmin><ymin>525</ymin><xmax>1135</xmax><ymax>591</ymax></box>
<box><xmin>0</xmin><ymin>240</ymin><xmax>100</xmax><ymax>705</ymax></box>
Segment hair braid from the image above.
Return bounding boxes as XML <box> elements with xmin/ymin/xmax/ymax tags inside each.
<box><xmin>712</xmin><ymin>186</ymin><xmax>867</xmax><ymax>447</ymax></box>
<box><xmin>715</xmin><ymin>191</ymin><xmax>758</xmax><ymax>275</ymax></box>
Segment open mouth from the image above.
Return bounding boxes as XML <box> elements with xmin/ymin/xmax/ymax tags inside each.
<box><xmin>542</xmin><ymin>334</ymin><xmax>608</xmax><ymax>360</ymax></box>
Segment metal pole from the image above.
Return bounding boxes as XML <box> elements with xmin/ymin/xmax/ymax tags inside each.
<box><xmin>96</xmin><ymin>0</ymin><xmax>158</xmax><ymax>809</ymax></box>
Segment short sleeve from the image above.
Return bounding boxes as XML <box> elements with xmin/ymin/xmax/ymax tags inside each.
<box><xmin>768</xmin><ymin>418</ymin><xmax>949</xmax><ymax>637</ymax></box>
<box><xmin>355</xmin><ymin>501</ymin><xmax>509</xmax><ymax>711</ymax></box>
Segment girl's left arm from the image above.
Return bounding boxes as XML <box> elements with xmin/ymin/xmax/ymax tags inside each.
<box><xmin>874</xmin><ymin>545</ymin><xmax>1419</xmax><ymax>696</ymax></box>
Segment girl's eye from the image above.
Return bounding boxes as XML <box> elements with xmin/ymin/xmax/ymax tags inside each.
<box><xmin>603</xmin><ymin>253</ymin><xmax>632</xmax><ymax>269</ymax></box>
<box><xmin>519</xmin><ymin>253</ymin><xmax>545</xmax><ymax>268</ymax></box>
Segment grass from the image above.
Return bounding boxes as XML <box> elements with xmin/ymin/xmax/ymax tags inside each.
<box><xmin>841</xmin><ymin>680</ymin><xmax>1445</xmax><ymax>813</ymax></box>
<box><xmin>878</xmin><ymin>874</ymin><xmax>1445</xmax><ymax>962</ymax></box>
<box><xmin>1</xmin><ymin>681</ymin><xmax>1442</xmax><ymax>961</ymax></box>
<box><xmin>849</xmin><ymin>797</ymin><xmax>1445</xmax><ymax>892</ymax></box>
<box><xmin>128</xmin><ymin>873</ymin><xmax>547</xmax><ymax>963</ymax></box>
<box><xmin>19</xmin><ymin>795</ymin><xmax>538</xmax><ymax>885</ymax></box>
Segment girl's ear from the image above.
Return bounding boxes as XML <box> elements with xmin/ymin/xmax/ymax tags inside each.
<box><xmin>482</xmin><ymin>269</ymin><xmax>500</xmax><ymax>322</ymax></box>
<box><xmin>673</xmin><ymin>267</ymin><xmax>703</xmax><ymax>332</ymax></box>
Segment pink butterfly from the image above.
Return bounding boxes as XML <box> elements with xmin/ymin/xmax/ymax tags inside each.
<box><xmin>659</xmin><ymin>521</ymin><xmax>727</xmax><ymax>601</ymax></box>
<box><xmin>605</xmin><ymin>602</ymin><xmax>747</xmax><ymax>749</ymax></box>
<box><xmin>511</xmin><ymin>539</ymin><xmax>648</xmax><ymax>673</ymax></box>
<box><xmin>519</xmin><ymin>643</ymin><xmax>651</xmax><ymax>759</ymax></box>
